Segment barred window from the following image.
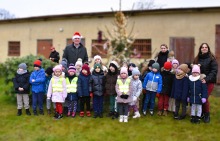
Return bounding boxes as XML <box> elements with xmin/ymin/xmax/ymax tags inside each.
<box><xmin>91</xmin><ymin>39</ymin><xmax>151</xmax><ymax>59</ymax></box>
<box><xmin>8</xmin><ymin>41</ymin><xmax>20</xmax><ymax>56</ymax></box>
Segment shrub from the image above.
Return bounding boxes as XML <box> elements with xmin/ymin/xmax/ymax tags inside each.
<box><xmin>0</xmin><ymin>55</ymin><xmax>56</xmax><ymax>101</ymax></box>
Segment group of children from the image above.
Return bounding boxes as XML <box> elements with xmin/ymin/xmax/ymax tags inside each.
<box><xmin>13</xmin><ymin>55</ymin><xmax>208</xmax><ymax>123</ymax></box>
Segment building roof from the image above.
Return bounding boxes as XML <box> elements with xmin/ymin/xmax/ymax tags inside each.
<box><xmin>1</xmin><ymin>6</ymin><xmax>220</xmax><ymax>24</ymax></box>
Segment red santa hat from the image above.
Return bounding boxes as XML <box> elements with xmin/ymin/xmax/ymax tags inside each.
<box><xmin>72</xmin><ymin>32</ymin><xmax>82</xmax><ymax>39</ymax></box>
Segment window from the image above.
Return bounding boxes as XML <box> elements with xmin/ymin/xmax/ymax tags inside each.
<box><xmin>91</xmin><ymin>40</ymin><xmax>107</xmax><ymax>58</ymax></box>
<box><xmin>91</xmin><ymin>39</ymin><xmax>152</xmax><ymax>59</ymax></box>
<box><xmin>131</xmin><ymin>39</ymin><xmax>152</xmax><ymax>59</ymax></box>
<box><xmin>8</xmin><ymin>41</ymin><xmax>20</xmax><ymax>56</ymax></box>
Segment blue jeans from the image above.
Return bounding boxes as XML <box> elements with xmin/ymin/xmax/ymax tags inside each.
<box><xmin>143</xmin><ymin>91</ymin><xmax>156</xmax><ymax>111</ymax></box>
<box><xmin>32</xmin><ymin>92</ymin><xmax>44</xmax><ymax>111</ymax></box>
<box><xmin>93</xmin><ymin>95</ymin><xmax>104</xmax><ymax>114</ymax></box>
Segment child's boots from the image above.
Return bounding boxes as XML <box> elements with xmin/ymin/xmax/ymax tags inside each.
<box><xmin>26</xmin><ymin>109</ymin><xmax>31</xmax><ymax>116</ymax></box>
<box><xmin>119</xmin><ymin>115</ymin><xmax>124</xmax><ymax>122</ymax></box>
<box><xmin>124</xmin><ymin>115</ymin><xmax>128</xmax><ymax>122</ymax></box>
<box><xmin>86</xmin><ymin>111</ymin><xmax>91</xmax><ymax>117</ymax></box>
<box><xmin>133</xmin><ymin>111</ymin><xmax>141</xmax><ymax>118</ymax></box>
<box><xmin>80</xmin><ymin>111</ymin><xmax>84</xmax><ymax>117</ymax></box>
<box><xmin>17</xmin><ymin>109</ymin><xmax>22</xmax><ymax>116</ymax></box>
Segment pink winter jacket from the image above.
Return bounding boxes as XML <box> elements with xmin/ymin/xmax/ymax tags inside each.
<box><xmin>47</xmin><ymin>76</ymin><xmax>67</xmax><ymax>103</ymax></box>
<box><xmin>116</xmin><ymin>76</ymin><xmax>132</xmax><ymax>103</ymax></box>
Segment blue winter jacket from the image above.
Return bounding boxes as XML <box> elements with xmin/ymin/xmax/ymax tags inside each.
<box><xmin>171</xmin><ymin>76</ymin><xmax>189</xmax><ymax>101</ymax></box>
<box><xmin>29</xmin><ymin>68</ymin><xmax>46</xmax><ymax>93</ymax></box>
<box><xmin>77</xmin><ymin>72</ymin><xmax>91</xmax><ymax>97</ymax></box>
<box><xmin>142</xmin><ymin>71</ymin><xmax>162</xmax><ymax>93</ymax></box>
<box><xmin>188</xmin><ymin>79</ymin><xmax>208</xmax><ymax>104</ymax></box>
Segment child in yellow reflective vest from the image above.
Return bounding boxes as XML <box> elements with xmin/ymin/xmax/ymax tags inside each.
<box><xmin>116</xmin><ymin>67</ymin><xmax>132</xmax><ymax>123</ymax></box>
<box><xmin>47</xmin><ymin>65</ymin><xmax>67</xmax><ymax>119</ymax></box>
<box><xmin>66</xmin><ymin>64</ymin><xmax>78</xmax><ymax>117</ymax></box>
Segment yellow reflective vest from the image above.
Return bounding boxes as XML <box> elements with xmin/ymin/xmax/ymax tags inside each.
<box><xmin>66</xmin><ymin>77</ymin><xmax>78</xmax><ymax>93</ymax></box>
<box><xmin>51</xmin><ymin>78</ymin><xmax>64</xmax><ymax>92</ymax></box>
<box><xmin>117</xmin><ymin>78</ymin><xmax>131</xmax><ymax>95</ymax></box>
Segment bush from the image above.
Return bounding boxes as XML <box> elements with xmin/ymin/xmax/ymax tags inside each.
<box><xmin>0</xmin><ymin>55</ymin><xmax>56</xmax><ymax>101</ymax></box>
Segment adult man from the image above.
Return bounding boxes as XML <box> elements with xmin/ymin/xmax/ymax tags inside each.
<box><xmin>49</xmin><ymin>46</ymin><xmax>60</xmax><ymax>63</ymax></box>
<box><xmin>62</xmin><ymin>32</ymin><xmax>88</xmax><ymax>66</ymax></box>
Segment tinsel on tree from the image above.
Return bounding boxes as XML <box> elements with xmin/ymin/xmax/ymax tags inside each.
<box><xmin>104</xmin><ymin>11</ymin><xmax>135</xmax><ymax>65</ymax></box>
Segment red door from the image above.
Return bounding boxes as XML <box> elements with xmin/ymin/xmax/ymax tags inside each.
<box><xmin>37</xmin><ymin>39</ymin><xmax>52</xmax><ymax>59</ymax></box>
<box><xmin>170</xmin><ymin>37</ymin><xmax>195</xmax><ymax>64</ymax></box>
<box><xmin>215</xmin><ymin>25</ymin><xmax>220</xmax><ymax>84</ymax></box>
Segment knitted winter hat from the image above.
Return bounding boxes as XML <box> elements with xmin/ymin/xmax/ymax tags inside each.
<box><xmin>75</xmin><ymin>58</ymin><xmax>83</xmax><ymax>66</ymax></box>
<box><xmin>82</xmin><ymin>64</ymin><xmax>90</xmax><ymax>74</ymax></box>
<box><xmin>152</xmin><ymin>63</ymin><xmax>160</xmax><ymax>70</ymax></box>
<box><xmin>120</xmin><ymin>67</ymin><xmax>128</xmax><ymax>74</ymax></box>
<box><xmin>68</xmin><ymin>63</ymin><xmax>76</xmax><ymax>73</ymax></box>
<box><xmin>60</xmin><ymin>58</ymin><xmax>67</xmax><ymax>69</ymax></box>
<box><xmin>109</xmin><ymin>61</ymin><xmax>119</xmax><ymax>69</ymax></box>
<box><xmin>45</xmin><ymin>67</ymin><xmax>53</xmax><ymax>76</ymax></box>
<box><xmin>72</xmin><ymin>32</ymin><xmax>82</xmax><ymax>39</ymax></box>
<box><xmin>18</xmin><ymin>63</ymin><xmax>27</xmax><ymax>70</ymax></box>
<box><xmin>164</xmin><ymin>62</ymin><xmax>172</xmax><ymax>70</ymax></box>
<box><xmin>178</xmin><ymin>64</ymin><xmax>188</xmax><ymax>73</ymax></box>
<box><xmin>94</xmin><ymin>63</ymin><xmax>102</xmax><ymax>70</ymax></box>
<box><xmin>53</xmin><ymin>65</ymin><xmax>62</xmax><ymax>72</ymax></box>
<box><xmin>192</xmin><ymin>64</ymin><xmax>200</xmax><ymax>74</ymax></box>
<box><xmin>148</xmin><ymin>60</ymin><xmax>155</xmax><ymax>67</ymax></box>
<box><xmin>132</xmin><ymin>68</ymin><xmax>140</xmax><ymax>76</ymax></box>
<box><xmin>33</xmin><ymin>60</ymin><xmax>41</xmax><ymax>68</ymax></box>
<box><xmin>128</xmin><ymin>63</ymin><xmax>136</xmax><ymax>68</ymax></box>
<box><xmin>94</xmin><ymin>55</ymin><xmax>102</xmax><ymax>61</ymax></box>
<box><xmin>172</xmin><ymin>59</ymin><xmax>179</xmax><ymax>66</ymax></box>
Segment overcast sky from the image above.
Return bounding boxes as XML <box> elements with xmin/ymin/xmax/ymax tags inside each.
<box><xmin>1</xmin><ymin>0</ymin><xmax>220</xmax><ymax>18</ymax></box>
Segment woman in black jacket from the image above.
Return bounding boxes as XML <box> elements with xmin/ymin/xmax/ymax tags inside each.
<box><xmin>193</xmin><ymin>43</ymin><xmax>218</xmax><ymax>123</ymax></box>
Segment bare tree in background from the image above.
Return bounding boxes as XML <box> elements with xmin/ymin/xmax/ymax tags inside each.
<box><xmin>132</xmin><ymin>0</ymin><xmax>163</xmax><ymax>10</ymax></box>
<box><xmin>0</xmin><ymin>8</ymin><xmax>15</xmax><ymax>20</ymax></box>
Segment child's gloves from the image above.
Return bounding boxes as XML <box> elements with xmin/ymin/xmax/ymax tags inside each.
<box><xmin>90</xmin><ymin>93</ymin><xmax>93</xmax><ymax>97</ymax></box>
<box><xmin>156</xmin><ymin>93</ymin><xmax>160</xmax><ymax>98</ymax></box>
<box><xmin>133</xmin><ymin>96</ymin><xmax>137</xmax><ymax>102</ymax></box>
<box><xmin>120</xmin><ymin>95</ymin><xmax>128</xmax><ymax>99</ymax></box>
<box><xmin>187</xmin><ymin>97</ymin><xmax>190</xmax><ymax>103</ymax></box>
<box><xmin>202</xmin><ymin>98</ymin><xmax>206</xmax><ymax>103</ymax></box>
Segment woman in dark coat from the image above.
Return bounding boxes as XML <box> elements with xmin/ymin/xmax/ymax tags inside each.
<box><xmin>193</xmin><ymin>43</ymin><xmax>218</xmax><ymax>123</ymax></box>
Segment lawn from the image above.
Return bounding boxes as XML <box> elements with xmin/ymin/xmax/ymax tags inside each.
<box><xmin>0</xmin><ymin>83</ymin><xmax>220</xmax><ymax>141</ymax></box>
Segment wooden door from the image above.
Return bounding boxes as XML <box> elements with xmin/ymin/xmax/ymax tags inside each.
<box><xmin>170</xmin><ymin>37</ymin><xmax>195</xmax><ymax>64</ymax></box>
<box><xmin>37</xmin><ymin>39</ymin><xmax>52</xmax><ymax>58</ymax></box>
<box><xmin>215</xmin><ymin>25</ymin><xmax>220</xmax><ymax>84</ymax></box>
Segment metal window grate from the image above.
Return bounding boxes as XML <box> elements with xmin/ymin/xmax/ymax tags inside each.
<box><xmin>8</xmin><ymin>41</ymin><xmax>20</xmax><ymax>56</ymax></box>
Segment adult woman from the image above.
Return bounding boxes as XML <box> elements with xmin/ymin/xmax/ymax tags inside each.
<box><xmin>193</xmin><ymin>43</ymin><xmax>218</xmax><ymax>123</ymax></box>
<box><xmin>155</xmin><ymin>44</ymin><xmax>169</xmax><ymax>69</ymax></box>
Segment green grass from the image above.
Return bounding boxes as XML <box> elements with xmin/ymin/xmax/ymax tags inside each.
<box><xmin>0</xmin><ymin>82</ymin><xmax>220</xmax><ymax>141</ymax></box>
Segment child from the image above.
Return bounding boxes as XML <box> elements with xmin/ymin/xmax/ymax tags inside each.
<box><xmin>129</xmin><ymin>68</ymin><xmax>142</xmax><ymax>118</ymax></box>
<box><xmin>45</xmin><ymin>67</ymin><xmax>54</xmax><ymax>115</ymax></box>
<box><xmin>30</xmin><ymin>60</ymin><xmax>46</xmax><ymax>115</ymax></box>
<box><xmin>77</xmin><ymin>64</ymin><xmax>91</xmax><ymax>117</ymax></box>
<box><xmin>116</xmin><ymin>67</ymin><xmax>132</xmax><ymax>122</ymax></box>
<box><xmin>142</xmin><ymin>62</ymin><xmax>162</xmax><ymax>116</ymax></box>
<box><xmin>128</xmin><ymin>63</ymin><xmax>136</xmax><ymax>76</ymax></box>
<box><xmin>66</xmin><ymin>64</ymin><xmax>78</xmax><ymax>117</ymax></box>
<box><xmin>90</xmin><ymin>63</ymin><xmax>105</xmax><ymax>118</ymax></box>
<box><xmin>168</xmin><ymin>59</ymin><xmax>179</xmax><ymax>113</ymax></box>
<box><xmin>188</xmin><ymin>64</ymin><xmax>208</xmax><ymax>123</ymax></box>
<box><xmin>13</xmin><ymin>63</ymin><xmax>31</xmax><ymax>116</ymax></box>
<box><xmin>75</xmin><ymin>58</ymin><xmax>83</xmax><ymax>76</ymax></box>
<box><xmin>157</xmin><ymin>62</ymin><xmax>174</xmax><ymax>116</ymax></box>
<box><xmin>140</xmin><ymin>60</ymin><xmax>155</xmax><ymax>112</ymax></box>
<box><xmin>91</xmin><ymin>55</ymin><xmax>108</xmax><ymax>75</ymax></box>
<box><xmin>171</xmin><ymin>64</ymin><xmax>189</xmax><ymax>120</ymax></box>
<box><xmin>47</xmin><ymin>65</ymin><xmax>67</xmax><ymax>119</ymax></box>
<box><xmin>105</xmin><ymin>61</ymin><xmax>120</xmax><ymax>119</ymax></box>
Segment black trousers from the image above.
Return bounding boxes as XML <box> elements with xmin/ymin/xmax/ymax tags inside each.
<box><xmin>79</xmin><ymin>96</ymin><xmax>90</xmax><ymax>111</ymax></box>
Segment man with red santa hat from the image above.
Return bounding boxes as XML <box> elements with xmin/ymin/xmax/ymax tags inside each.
<box><xmin>62</xmin><ymin>32</ymin><xmax>88</xmax><ymax>66</ymax></box>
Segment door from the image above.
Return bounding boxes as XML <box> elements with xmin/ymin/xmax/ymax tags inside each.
<box><xmin>37</xmin><ymin>39</ymin><xmax>52</xmax><ymax>58</ymax></box>
<box><xmin>170</xmin><ymin>37</ymin><xmax>195</xmax><ymax>64</ymax></box>
<box><xmin>215</xmin><ymin>25</ymin><xmax>220</xmax><ymax>84</ymax></box>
